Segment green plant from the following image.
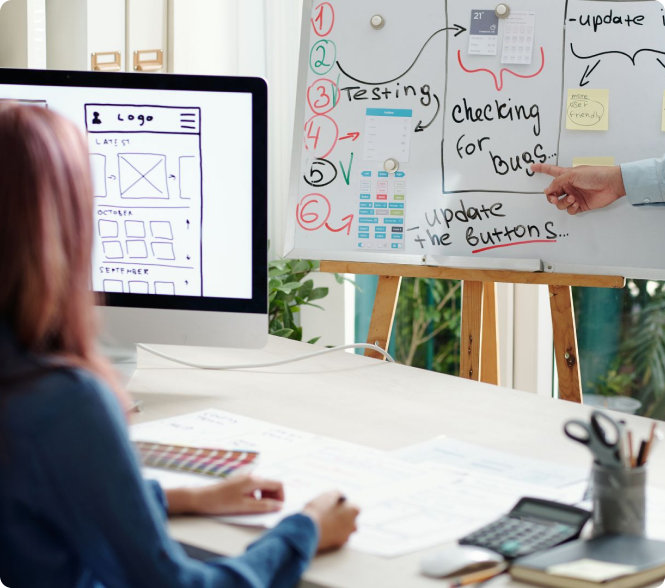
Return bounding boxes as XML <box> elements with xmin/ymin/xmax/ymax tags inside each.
<box><xmin>623</xmin><ymin>291</ymin><xmax>665</xmax><ymax>418</ymax></box>
<box><xmin>393</xmin><ymin>278</ymin><xmax>462</xmax><ymax>374</ymax></box>
<box><xmin>268</xmin><ymin>258</ymin><xmax>337</xmax><ymax>344</ymax></box>
<box><xmin>577</xmin><ymin>279</ymin><xmax>665</xmax><ymax>419</ymax></box>
<box><xmin>591</xmin><ymin>365</ymin><xmax>637</xmax><ymax>398</ymax></box>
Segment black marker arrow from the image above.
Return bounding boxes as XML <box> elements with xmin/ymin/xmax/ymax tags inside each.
<box><xmin>415</xmin><ymin>95</ymin><xmax>441</xmax><ymax>132</ymax></box>
<box><xmin>658</xmin><ymin>58</ymin><xmax>665</xmax><ymax>70</ymax></box>
<box><xmin>337</xmin><ymin>24</ymin><xmax>467</xmax><ymax>85</ymax></box>
<box><xmin>580</xmin><ymin>59</ymin><xmax>601</xmax><ymax>87</ymax></box>
<box><xmin>571</xmin><ymin>43</ymin><xmax>665</xmax><ymax>67</ymax></box>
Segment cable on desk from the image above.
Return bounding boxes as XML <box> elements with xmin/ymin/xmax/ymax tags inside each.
<box><xmin>136</xmin><ymin>343</ymin><xmax>396</xmax><ymax>370</ymax></box>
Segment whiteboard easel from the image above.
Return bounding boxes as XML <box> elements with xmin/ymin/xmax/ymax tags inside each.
<box><xmin>321</xmin><ymin>262</ymin><xmax>626</xmax><ymax>403</ymax></box>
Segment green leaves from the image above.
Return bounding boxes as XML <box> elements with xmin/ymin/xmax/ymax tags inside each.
<box><xmin>268</xmin><ymin>257</ymin><xmax>328</xmax><ymax>344</ymax></box>
<box><xmin>309</xmin><ymin>287</ymin><xmax>328</xmax><ymax>301</ymax></box>
<box><xmin>392</xmin><ymin>277</ymin><xmax>461</xmax><ymax>374</ymax></box>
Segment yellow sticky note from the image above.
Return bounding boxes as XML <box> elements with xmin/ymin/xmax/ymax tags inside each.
<box><xmin>572</xmin><ymin>157</ymin><xmax>615</xmax><ymax>167</ymax></box>
<box><xmin>566</xmin><ymin>89</ymin><xmax>609</xmax><ymax>131</ymax></box>
<box><xmin>661</xmin><ymin>91</ymin><xmax>665</xmax><ymax>132</ymax></box>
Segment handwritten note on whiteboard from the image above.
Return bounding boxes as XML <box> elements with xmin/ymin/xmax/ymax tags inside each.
<box><xmin>566</xmin><ymin>89</ymin><xmax>610</xmax><ymax>131</ymax></box>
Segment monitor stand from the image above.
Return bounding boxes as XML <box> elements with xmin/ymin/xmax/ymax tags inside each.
<box><xmin>100</xmin><ymin>340</ymin><xmax>138</xmax><ymax>388</ymax></box>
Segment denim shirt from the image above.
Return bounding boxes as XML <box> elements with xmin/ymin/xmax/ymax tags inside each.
<box><xmin>622</xmin><ymin>157</ymin><xmax>665</xmax><ymax>206</ymax></box>
<box><xmin>0</xmin><ymin>325</ymin><xmax>318</xmax><ymax>588</ymax></box>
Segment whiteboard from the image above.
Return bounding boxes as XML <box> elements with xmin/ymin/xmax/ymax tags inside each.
<box><xmin>286</xmin><ymin>0</ymin><xmax>665</xmax><ymax>279</ymax></box>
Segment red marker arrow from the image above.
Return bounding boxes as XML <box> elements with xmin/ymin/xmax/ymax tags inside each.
<box><xmin>339</xmin><ymin>132</ymin><xmax>360</xmax><ymax>142</ymax></box>
<box><xmin>326</xmin><ymin>215</ymin><xmax>354</xmax><ymax>236</ymax></box>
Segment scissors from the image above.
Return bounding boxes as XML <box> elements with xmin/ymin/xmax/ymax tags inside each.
<box><xmin>564</xmin><ymin>410</ymin><xmax>623</xmax><ymax>468</ymax></box>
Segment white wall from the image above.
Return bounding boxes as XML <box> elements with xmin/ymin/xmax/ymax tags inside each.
<box><xmin>300</xmin><ymin>273</ymin><xmax>350</xmax><ymax>347</ymax></box>
<box><xmin>0</xmin><ymin>0</ymin><xmax>45</xmax><ymax>69</ymax></box>
<box><xmin>513</xmin><ymin>284</ymin><xmax>554</xmax><ymax>396</ymax></box>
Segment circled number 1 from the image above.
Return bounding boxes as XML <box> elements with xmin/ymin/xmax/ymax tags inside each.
<box><xmin>311</xmin><ymin>2</ymin><xmax>335</xmax><ymax>37</ymax></box>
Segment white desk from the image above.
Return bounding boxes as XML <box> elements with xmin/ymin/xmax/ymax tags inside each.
<box><xmin>129</xmin><ymin>336</ymin><xmax>665</xmax><ymax>588</ymax></box>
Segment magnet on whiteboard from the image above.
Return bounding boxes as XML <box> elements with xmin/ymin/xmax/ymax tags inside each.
<box><xmin>384</xmin><ymin>158</ymin><xmax>399</xmax><ymax>173</ymax></box>
<box><xmin>495</xmin><ymin>4</ymin><xmax>510</xmax><ymax>18</ymax></box>
<box><xmin>371</xmin><ymin>15</ymin><xmax>385</xmax><ymax>30</ymax></box>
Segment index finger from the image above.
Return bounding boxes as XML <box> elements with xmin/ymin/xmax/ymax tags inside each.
<box><xmin>531</xmin><ymin>163</ymin><xmax>568</xmax><ymax>178</ymax></box>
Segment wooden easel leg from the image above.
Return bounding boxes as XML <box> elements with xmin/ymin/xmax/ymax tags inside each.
<box><xmin>460</xmin><ymin>281</ymin><xmax>484</xmax><ymax>381</ymax></box>
<box><xmin>365</xmin><ymin>275</ymin><xmax>402</xmax><ymax>360</ymax></box>
<box><xmin>481</xmin><ymin>282</ymin><xmax>500</xmax><ymax>386</ymax></box>
<box><xmin>549</xmin><ymin>285</ymin><xmax>583</xmax><ymax>403</ymax></box>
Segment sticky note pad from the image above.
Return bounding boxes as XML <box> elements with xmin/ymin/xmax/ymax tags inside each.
<box><xmin>573</xmin><ymin>157</ymin><xmax>615</xmax><ymax>167</ymax></box>
<box><xmin>566</xmin><ymin>89</ymin><xmax>609</xmax><ymax>131</ymax></box>
<box><xmin>547</xmin><ymin>560</ymin><xmax>637</xmax><ymax>583</ymax></box>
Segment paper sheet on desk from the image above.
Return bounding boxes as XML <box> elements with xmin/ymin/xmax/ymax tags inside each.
<box><xmin>133</xmin><ymin>410</ymin><xmax>567</xmax><ymax>557</ymax></box>
<box><xmin>218</xmin><ymin>446</ymin><xmax>564</xmax><ymax>557</ymax></box>
<box><xmin>393</xmin><ymin>436</ymin><xmax>588</xmax><ymax>490</ymax></box>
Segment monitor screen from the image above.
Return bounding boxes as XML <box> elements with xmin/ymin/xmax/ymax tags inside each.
<box><xmin>0</xmin><ymin>70</ymin><xmax>267</xmax><ymax>315</ymax></box>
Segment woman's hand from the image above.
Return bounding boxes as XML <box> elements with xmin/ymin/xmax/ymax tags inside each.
<box><xmin>303</xmin><ymin>491</ymin><xmax>360</xmax><ymax>553</ymax></box>
<box><xmin>531</xmin><ymin>163</ymin><xmax>626</xmax><ymax>215</ymax></box>
<box><xmin>165</xmin><ymin>475</ymin><xmax>285</xmax><ymax>516</ymax></box>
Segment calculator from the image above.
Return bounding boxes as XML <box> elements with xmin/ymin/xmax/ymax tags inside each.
<box><xmin>458</xmin><ymin>497</ymin><xmax>591</xmax><ymax>559</ymax></box>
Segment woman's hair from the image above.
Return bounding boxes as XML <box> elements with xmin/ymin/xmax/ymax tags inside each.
<box><xmin>0</xmin><ymin>105</ymin><xmax>125</xmax><ymax>405</ymax></box>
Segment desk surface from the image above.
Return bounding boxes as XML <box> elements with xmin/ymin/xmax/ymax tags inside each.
<box><xmin>129</xmin><ymin>336</ymin><xmax>665</xmax><ymax>588</ymax></box>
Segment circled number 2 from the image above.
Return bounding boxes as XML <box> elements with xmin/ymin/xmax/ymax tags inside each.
<box><xmin>309</xmin><ymin>40</ymin><xmax>337</xmax><ymax>75</ymax></box>
<box><xmin>311</xmin><ymin>2</ymin><xmax>335</xmax><ymax>37</ymax></box>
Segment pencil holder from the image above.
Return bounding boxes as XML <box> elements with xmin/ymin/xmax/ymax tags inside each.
<box><xmin>592</xmin><ymin>462</ymin><xmax>646</xmax><ymax>538</ymax></box>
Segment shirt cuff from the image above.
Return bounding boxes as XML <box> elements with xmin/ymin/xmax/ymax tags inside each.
<box><xmin>621</xmin><ymin>159</ymin><xmax>665</xmax><ymax>206</ymax></box>
<box><xmin>250</xmin><ymin>514</ymin><xmax>319</xmax><ymax>563</ymax></box>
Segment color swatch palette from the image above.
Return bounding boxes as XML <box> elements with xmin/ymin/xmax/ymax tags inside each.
<box><xmin>135</xmin><ymin>442</ymin><xmax>259</xmax><ymax>479</ymax></box>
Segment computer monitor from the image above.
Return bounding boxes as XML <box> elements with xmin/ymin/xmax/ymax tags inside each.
<box><xmin>0</xmin><ymin>69</ymin><xmax>268</xmax><ymax>359</ymax></box>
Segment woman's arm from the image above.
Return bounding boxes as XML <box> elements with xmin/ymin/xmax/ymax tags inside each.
<box><xmin>164</xmin><ymin>475</ymin><xmax>285</xmax><ymax>516</ymax></box>
<box><xmin>34</xmin><ymin>369</ymin><xmax>318</xmax><ymax>588</ymax></box>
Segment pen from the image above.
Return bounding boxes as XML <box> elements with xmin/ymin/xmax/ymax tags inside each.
<box><xmin>636</xmin><ymin>441</ymin><xmax>647</xmax><ymax>468</ymax></box>
<box><xmin>627</xmin><ymin>431</ymin><xmax>635</xmax><ymax>468</ymax></box>
<box><xmin>449</xmin><ymin>563</ymin><xmax>509</xmax><ymax>587</ymax></box>
<box><xmin>642</xmin><ymin>423</ymin><xmax>658</xmax><ymax>466</ymax></box>
<box><xmin>126</xmin><ymin>400</ymin><xmax>143</xmax><ymax>414</ymax></box>
<box><xmin>650</xmin><ymin>429</ymin><xmax>664</xmax><ymax>461</ymax></box>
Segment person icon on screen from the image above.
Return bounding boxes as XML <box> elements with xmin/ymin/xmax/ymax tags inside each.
<box><xmin>92</xmin><ymin>111</ymin><xmax>102</xmax><ymax>125</ymax></box>
<box><xmin>531</xmin><ymin>158</ymin><xmax>665</xmax><ymax>215</ymax></box>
